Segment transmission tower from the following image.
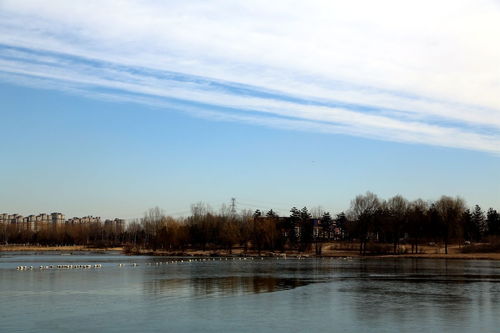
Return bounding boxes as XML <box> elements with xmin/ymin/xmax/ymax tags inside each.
<box><xmin>230</xmin><ymin>197</ymin><xmax>236</xmax><ymax>215</ymax></box>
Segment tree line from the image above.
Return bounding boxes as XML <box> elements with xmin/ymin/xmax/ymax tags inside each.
<box><xmin>1</xmin><ymin>193</ymin><xmax>499</xmax><ymax>255</ymax></box>
<box><xmin>345</xmin><ymin>192</ymin><xmax>499</xmax><ymax>254</ymax></box>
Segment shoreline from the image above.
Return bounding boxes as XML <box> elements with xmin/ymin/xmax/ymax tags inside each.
<box><xmin>3</xmin><ymin>245</ymin><xmax>500</xmax><ymax>260</ymax></box>
<box><xmin>367</xmin><ymin>253</ymin><xmax>500</xmax><ymax>261</ymax></box>
<box><xmin>0</xmin><ymin>245</ymin><xmax>122</xmax><ymax>252</ymax></box>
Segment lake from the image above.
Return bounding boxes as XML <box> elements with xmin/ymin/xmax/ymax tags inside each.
<box><xmin>1</xmin><ymin>253</ymin><xmax>499</xmax><ymax>332</ymax></box>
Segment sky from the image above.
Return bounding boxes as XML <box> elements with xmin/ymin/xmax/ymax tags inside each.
<box><xmin>0</xmin><ymin>0</ymin><xmax>499</xmax><ymax>220</ymax></box>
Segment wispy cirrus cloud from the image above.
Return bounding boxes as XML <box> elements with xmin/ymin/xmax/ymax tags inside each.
<box><xmin>1</xmin><ymin>0</ymin><xmax>500</xmax><ymax>153</ymax></box>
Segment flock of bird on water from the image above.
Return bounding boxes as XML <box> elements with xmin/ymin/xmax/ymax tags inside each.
<box><xmin>14</xmin><ymin>255</ymin><xmax>336</xmax><ymax>271</ymax></box>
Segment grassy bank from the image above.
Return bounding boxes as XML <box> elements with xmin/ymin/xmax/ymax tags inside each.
<box><xmin>3</xmin><ymin>243</ymin><xmax>500</xmax><ymax>260</ymax></box>
<box><xmin>121</xmin><ymin>243</ymin><xmax>500</xmax><ymax>260</ymax></box>
<box><xmin>0</xmin><ymin>245</ymin><xmax>122</xmax><ymax>252</ymax></box>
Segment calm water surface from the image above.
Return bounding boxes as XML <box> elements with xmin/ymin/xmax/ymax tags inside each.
<box><xmin>1</xmin><ymin>253</ymin><xmax>499</xmax><ymax>332</ymax></box>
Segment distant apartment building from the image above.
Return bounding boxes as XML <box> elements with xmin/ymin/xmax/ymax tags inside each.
<box><xmin>104</xmin><ymin>218</ymin><xmax>125</xmax><ymax>232</ymax></box>
<box><xmin>0</xmin><ymin>212</ymin><xmax>126</xmax><ymax>232</ymax></box>
<box><xmin>1</xmin><ymin>214</ymin><xmax>37</xmax><ymax>231</ymax></box>
<box><xmin>0</xmin><ymin>213</ymin><xmax>10</xmax><ymax>224</ymax></box>
<box><xmin>66</xmin><ymin>216</ymin><xmax>101</xmax><ymax>225</ymax></box>
<box><xmin>51</xmin><ymin>212</ymin><xmax>65</xmax><ymax>225</ymax></box>
<box><xmin>0</xmin><ymin>214</ymin><xmax>25</xmax><ymax>227</ymax></box>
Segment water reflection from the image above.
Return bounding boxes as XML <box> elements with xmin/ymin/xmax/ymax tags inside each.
<box><xmin>3</xmin><ymin>255</ymin><xmax>500</xmax><ymax>333</ymax></box>
<box><xmin>142</xmin><ymin>258</ymin><xmax>329</xmax><ymax>297</ymax></box>
<box><xmin>147</xmin><ymin>275</ymin><xmax>312</xmax><ymax>297</ymax></box>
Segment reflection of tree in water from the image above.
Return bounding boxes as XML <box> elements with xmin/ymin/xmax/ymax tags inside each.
<box><xmin>146</xmin><ymin>275</ymin><xmax>312</xmax><ymax>297</ymax></box>
<box><xmin>191</xmin><ymin>275</ymin><xmax>312</xmax><ymax>296</ymax></box>
<box><xmin>142</xmin><ymin>258</ymin><xmax>500</xmax><ymax>330</ymax></box>
<box><xmin>143</xmin><ymin>259</ymin><xmax>338</xmax><ymax>297</ymax></box>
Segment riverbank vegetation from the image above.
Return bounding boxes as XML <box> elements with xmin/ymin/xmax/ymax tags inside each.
<box><xmin>1</xmin><ymin>192</ymin><xmax>499</xmax><ymax>256</ymax></box>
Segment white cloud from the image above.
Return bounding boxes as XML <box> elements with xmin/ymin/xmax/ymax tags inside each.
<box><xmin>0</xmin><ymin>0</ymin><xmax>499</xmax><ymax>153</ymax></box>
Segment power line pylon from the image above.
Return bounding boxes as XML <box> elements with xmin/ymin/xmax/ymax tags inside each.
<box><xmin>230</xmin><ymin>197</ymin><xmax>236</xmax><ymax>215</ymax></box>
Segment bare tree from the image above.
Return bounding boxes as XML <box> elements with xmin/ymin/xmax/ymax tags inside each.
<box><xmin>348</xmin><ymin>191</ymin><xmax>381</xmax><ymax>254</ymax></box>
<box><xmin>386</xmin><ymin>195</ymin><xmax>408</xmax><ymax>254</ymax></box>
<box><xmin>310</xmin><ymin>206</ymin><xmax>324</xmax><ymax>219</ymax></box>
<box><xmin>407</xmin><ymin>199</ymin><xmax>428</xmax><ymax>253</ymax></box>
<box><xmin>434</xmin><ymin>196</ymin><xmax>466</xmax><ymax>254</ymax></box>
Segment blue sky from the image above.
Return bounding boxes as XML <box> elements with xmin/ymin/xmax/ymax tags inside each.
<box><xmin>0</xmin><ymin>1</ymin><xmax>499</xmax><ymax>219</ymax></box>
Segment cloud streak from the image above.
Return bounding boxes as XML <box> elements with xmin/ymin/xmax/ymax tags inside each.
<box><xmin>1</xmin><ymin>0</ymin><xmax>500</xmax><ymax>153</ymax></box>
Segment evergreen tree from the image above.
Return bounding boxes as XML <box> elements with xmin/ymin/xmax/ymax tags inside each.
<box><xmin>471</xmin><ymin>205</ymin><xmax>485</xmax><ymax>241</ymax></box>
<box><xmin>300</xmin><ymin>206</ymin><xmax>311</xmax><ymax>221</ymax></box>
<box><xmin>290</xmin><ymin>207</ymin><xmax>301</xmax><ymax>219</ymax></box>
<box><xmin>299</xmin><ymin>207</ymin><xmax>313</xmax><ymax>251</ymax></box>
<box><xmin>462</xmin><ymin>209</ymin><xmax>474</xmax><ymax>241</ymax></box>
<box><xmin>487</xmin><ymin>208</ymin><xmax>500</xmax><ymax>236</ymax></box>
<box><xmin>287</xmin><ymin>207</ymin><xmax>301</xmax><ymax>246</ymax></box>
<box><xmin>266</xmin><ymin>209</ymin><xmax>278</xmax><ymax>218</ymax></box>
<box><xmin>320</xmin><ymin>212</ymin><xmax>333</xmax><ymax>240</ymax></box>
